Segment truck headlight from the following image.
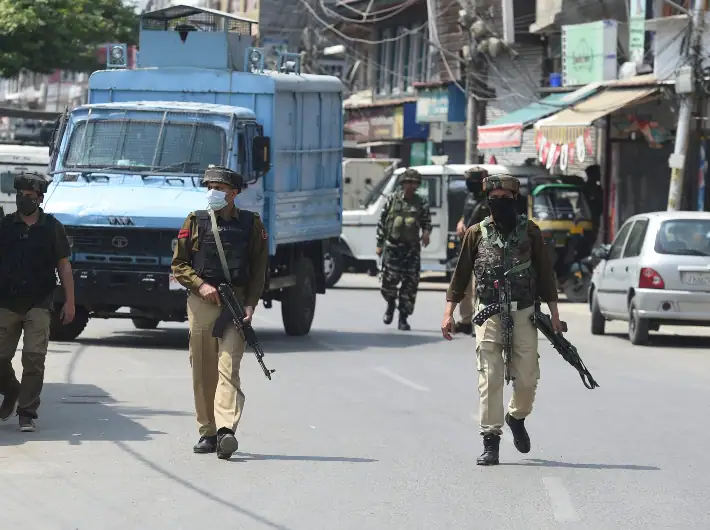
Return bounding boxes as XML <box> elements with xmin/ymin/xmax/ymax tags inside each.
<box><xmin>171</xmin><ymin>238</ymin><xmax>178</xmax><ymax>252</ymax></box>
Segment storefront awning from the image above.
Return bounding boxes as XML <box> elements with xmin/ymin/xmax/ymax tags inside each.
<box><xmin>478</xmin><ymin>92</ymin><xmax>589</xmax><ymax>151</ymax></box>
<box><xmin>535</xmin><ymin>86</ymin><xmax>660</xmax><ymax>144</ymax></box>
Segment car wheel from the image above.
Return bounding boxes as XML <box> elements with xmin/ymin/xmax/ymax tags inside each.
<box><xmin>628</xmin><ymin>298</ymin><xmax>650</xmax><ymax>345</ymax></box>
<box><xmin>590</xmin><ymin>291</ymin><xmax>605</xmax><ymax>335</ymax></box>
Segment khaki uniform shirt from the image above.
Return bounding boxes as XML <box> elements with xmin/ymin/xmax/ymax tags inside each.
<box><xmin>446</xmin><ymin>218</ymin><xmax>559</xmax><ymax>304</ymax></box>
<box><xmin>171</xmin><ymin>208</ymin><xmax>269</xmax><ymax>308</ymax></box>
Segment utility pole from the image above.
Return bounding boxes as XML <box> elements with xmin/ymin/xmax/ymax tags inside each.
<box><xmin>458</xmin><ymin>1</ymin><xmax>501</xmax><ymax>165</ymax></box>
<box><xmin>667</xmin><ymin>0</ymin><xmax>706</xmax><ymax>211</ymax></box>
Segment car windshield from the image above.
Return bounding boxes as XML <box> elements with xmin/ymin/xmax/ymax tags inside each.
<box><xmin>532</xmin><ymin>187</ymin><xmax>592</xmax><ymax>221</ymax></box>
<box><xmin>63</xmin><ymin>118</ymin><xmax>226</xmax><ymax>173</ymax></box>
<box><xmin>361</xmin><ymin>172</ymin><xmax>392</xmax><ymax>208</ymax></box>
<box><xmin>655</xmin><ymin>219</ymin><xmax>710</xmax><ymax>256</ymax></box>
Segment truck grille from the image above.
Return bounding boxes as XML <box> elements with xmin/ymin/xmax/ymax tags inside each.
<box><xmin>65</xmin><ymin>226</ymin><xmax>177</xmax><ymax>266</ymax></box>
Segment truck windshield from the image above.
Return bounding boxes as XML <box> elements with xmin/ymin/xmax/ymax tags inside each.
<box><xmin>63</xmin><ymin>119</ymin><xmax>226</xmax><ymax>173</ymax></box>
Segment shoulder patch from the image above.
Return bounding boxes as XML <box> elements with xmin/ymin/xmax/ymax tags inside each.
<box><xmin>261</xmin><ymin>228</ymin><xmax>268</xmax><ymax>240</ymax></box>
<box><xmin>177</xmin><ymin>228</ymin><xmax>190</xmax><ymax>239</ymax></box>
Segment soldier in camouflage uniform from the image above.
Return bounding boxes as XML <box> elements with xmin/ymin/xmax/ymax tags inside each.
<box><xmin>441</xmin><ymin>174</ymin><xmax>564</xmax><ymax>466</ymax></box>
<box><xmin>376</xmin><ymin>168</ymin><xmax>432</xmax><ymax>331</ymax></box>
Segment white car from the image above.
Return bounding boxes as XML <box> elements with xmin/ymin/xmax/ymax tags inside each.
<box><xmin>588</xmin><ymin>211</ymin><xmax>710</xmax><ymax>345</ymax></box>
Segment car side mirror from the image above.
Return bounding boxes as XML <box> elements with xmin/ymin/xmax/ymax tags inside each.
<box><xmin>252</xmin><ymin>136</ymin><xmax>271</xmax><ymax>174</ymax></box>
<box><xmin>591</xmin><ymin>244</ymin><xmax>610</xmax><ymax>260</ymax></box>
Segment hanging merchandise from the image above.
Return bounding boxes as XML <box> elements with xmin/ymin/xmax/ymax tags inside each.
<box><xmin>535</xmin><ymin>130</ymin><xmax>591</xmax><ymax>172</ymax></box>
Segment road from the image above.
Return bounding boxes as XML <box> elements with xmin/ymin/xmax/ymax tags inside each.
<box><xmin>2</xmin><ymin>273</ymin><xmax>710</xmax><ymax>529</ymax></box>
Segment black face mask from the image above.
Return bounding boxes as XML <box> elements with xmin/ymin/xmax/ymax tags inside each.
<box><xmin>487</xmin><ymin>197</ymin><xmax>518</xmax><ymax>233</ymax></box>
<box><xmin>16</xmin><ymin>194</ymin><xmax>39</xmax><ymax>216</ymax></box>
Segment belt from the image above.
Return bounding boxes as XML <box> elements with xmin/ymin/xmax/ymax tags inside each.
<box><xmin>478</xmin><ymin>299</ymin><xmax>533</xmax><ymax>311</ymax></box>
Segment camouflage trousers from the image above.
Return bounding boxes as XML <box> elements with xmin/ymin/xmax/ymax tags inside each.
<box><xmin>380</xmin><ymin>243</ymin><xmax>420</xmax><ymax>316</ymax></box>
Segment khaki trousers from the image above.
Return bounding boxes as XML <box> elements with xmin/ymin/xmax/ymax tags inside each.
<box><xmin>187</xmin><ymin>293</ymin><xmax>246</xmax><ymax>437</ymax></box>
<box><xmin>474</xmin><ymin>304</ymin><xmax>540</xmax><ymax>436</ymax></box>
<box><xmin>458</xmin><ymin>277</ymin><xmax>475</xmax><ymax>322</ymax></box>
<box><xmin>0</xmin><ymin>307</ymin><xmax>51</xmax><ymax>419</ymax></box>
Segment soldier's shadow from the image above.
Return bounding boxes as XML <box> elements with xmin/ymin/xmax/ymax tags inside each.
<box><xmin>501</xmin><ymin>458</ymin><xmax>660</xmax><ymax>471</ymax></box>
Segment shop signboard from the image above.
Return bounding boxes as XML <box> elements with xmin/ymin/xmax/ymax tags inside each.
<box><xmin>562</xmin><ymin>20</ymin><xmax>618</xmax><ymax>86</ymax></box>
<box><xmin>344</xmin><ymin>106</ymin><xmax>404</xmax><ymax>142</ymax></box>
<box><xmin>628</xmin><ymin>0</ymin><xmax>647</xmax><ymax>65</ymax></box>
<box><xmin>429</xmin><ymin>122</ymin><xmax>466</xmax><ymax>143</ymax></box>
<box><xmin>416</xmin><ymin>88</ymin><xmax>449</xmax><ymax>123</ymax></box>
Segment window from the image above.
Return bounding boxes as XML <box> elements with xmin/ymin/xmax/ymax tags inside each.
<box><xmin>608</xmin><ymin>221</ymin><xmax>634</xmax><ymax>260</ymax></box>
<box><xmin>655</xmin><ymin>219</ymin><xmax>710</xmax><ymax>256</ymax></box>
<box><xmin>63</xmin><ymin>118</ymin><xmax>226</xmax><ymax>173</ymax></box>
<box><xmin>532</xmin><ymin>187</ymin><xmax>592</xmax><ymax>221</ymax></box>
<box><xmin>361</xmin><ymin>173</ymin><xmax>391</xmax><ymax>208</ymax></box>
<box><xmin>622</xmin><ymin>219</ymin><xmax>649</xmax><ymax>258</ymax></box>
<box><xmin>394</xmin><ymin>174</ymin><xmax>440</xmax><ymax>207</ymax></box>
<box><xmin>376</xmin><ymin>24</ymin><xmax>431</xmax><ymax>96</ymax></box>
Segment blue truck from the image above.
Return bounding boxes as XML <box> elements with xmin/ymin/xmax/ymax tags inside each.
<box><xmin>43</xmin><ymin>5</ymin><xmax>343</xmax><ymax>340</ymax></box>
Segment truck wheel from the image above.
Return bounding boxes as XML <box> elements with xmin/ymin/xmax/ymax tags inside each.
<box><xmin>50</xmin><ymin>305</ymin><xmax>89</xmax><ymax>342</ymax></box>
<box><xmin>282</xmin><ymin>257</ymin><xmax>316</xmax><ymax>336</ymax></box>
<box><xmin>324</xmin><ymin>249</ymin><xmax>344</xmax><ymax>288</ymax></box>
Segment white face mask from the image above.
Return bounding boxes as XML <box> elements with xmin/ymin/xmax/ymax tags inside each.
<box><xmin>206</xmin><ymin>189</ymin><xmax>228</xmax><ymax>210</ymax></box>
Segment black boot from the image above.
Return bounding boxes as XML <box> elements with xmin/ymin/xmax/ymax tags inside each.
<box><xmin>398</xmin><ymin>313</ymin><xmax>411</xmax><ymax>331</ymax></box>
<box><xmin>455</xmin><ymin>321</ymin><xmax>473</xmax><ymax>335</ymax></box>
<box><xmin>505</xmin><ymin>413</ymin><xmax>531</xmax><ymax>454</ymax></box>
<box><xmin>193</xmin><ymin>435</ymin><xmax>217</xmax><ymax>454</ymax></box>
<box><xmin>383</xmin><ymin>300</ymin><xmax>396</xmax><ymax>325</ymax></box>
<box><xmin>476</xmin><ymin>434</ymin><xmax>500</xmax><ymax>466</ymax></box>
<box><xmin>217</xmin><ymin>428</ymin><xmax>239</xmax><ymax>460</ymax></box>
<box><xmin>0</xmin><ymin>379</ymin><xmax>20</xmax><ymax>422</ymax></box>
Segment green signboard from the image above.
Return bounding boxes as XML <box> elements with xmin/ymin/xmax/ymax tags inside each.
<box><xmin>628</xmin><ymin>0</ymin><xmax>647</xmax><ymax>65</ymax></box>
<box><xmin>562</xmin><ymin>20</ymin><xmax>618</xmax><ymax>86</ymax></box>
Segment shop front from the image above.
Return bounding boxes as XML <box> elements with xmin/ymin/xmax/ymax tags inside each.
<box><xmin>414</xmin><ymin>84</ymin><xmax>467</xmax><ymax>164</ymax></box>
<box><xmin>344</xmin><ymin>101</ymin><xmax>428</xmax><ymax>164</ymax></box>
<box><xmin>533</xmin><ymin>81</ymin><xmax>670</xmax><ymax>242</ymax></box>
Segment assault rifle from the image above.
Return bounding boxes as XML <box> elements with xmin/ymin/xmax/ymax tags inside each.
<box><xmin>531</xmin><ymin>303</ymin><xmax>599</xmax><ymax>390</ymax></box>
<box><xmin>212</xmin><ymin>283</ymin><xmax>275</xmax><ymax>380</ymax></box>
<box><xmin>472</xmin><ymin>265</ymin><xmax>514</xmax><ymax>385</ymax></box>
<box><xmin>473</xmin><ymin>300</ymin><xmax>600</xmax><ymax>390</ymax></box>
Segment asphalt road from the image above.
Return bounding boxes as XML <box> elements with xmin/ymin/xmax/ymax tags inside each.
<box><xmin>2</xmin><ymin>273</ymin><xmax>710</xmax><ymax>530</ymax></box>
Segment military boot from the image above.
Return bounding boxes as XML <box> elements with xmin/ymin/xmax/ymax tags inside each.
<box><xmin>505</xmin><ymin>413</ymin><xmax>531</xmax><ymax>454</ymax></box>
<box><xmin>0</xmin><ymin>380</ymin><xmax>20</xmax><ymax>422</ymax></box>
<box><xmin>383</xmin><ymin>300</ymin><xmax>396</xmax><ymax>325</ymax></box>
<box><xmin>193</xmin><ymin>435</ymin><xmax>217</xmax><ymax>454</ymax></box>
<box><xmin>476</xmin><ymin>434</ymin><xmax>500</xmax><ymax>466</ymax></box>
<box><xmin>398</xmin><ymin>313</ymin><xmax>411</xmax><ymax>331</ymax></box>
<box><xmin>217</xmin><ymin>428</ymin><xmax>239</xmax><ymax>460</ymax></box>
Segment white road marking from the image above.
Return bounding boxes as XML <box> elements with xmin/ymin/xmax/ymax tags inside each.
<box><xmin>542</xmin><ymin>476</ymin><xmax>579</xmax><ymax>522</ymax></box>
<box><xmin>373</xmin><ymin>366</ymin><xmax>430</xmax><ymax>392</ymax></box>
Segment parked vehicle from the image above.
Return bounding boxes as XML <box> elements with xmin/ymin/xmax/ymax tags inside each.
<box><xmin>555</xmin><ymin>221</ymin><xmax>594</xmax><ymax>302</ymax></box>
<box><xmin>0</xmin><ymin>143</ymin><xmax>51</xmax><ymax>215</ymax></box>
<box><xmin>43</xmin><ymin>5</ymin><xmax>343</xmax><ymax>341</ymax></box>
<box><xmin>588</xmin><ymin>211</ymin><xmax>710</xmax><ymax>345</ymax></box>
<box><xmin>325</xmin><ymin>164</ymin><xmax>556</xmax><ymax>287</ymax></box>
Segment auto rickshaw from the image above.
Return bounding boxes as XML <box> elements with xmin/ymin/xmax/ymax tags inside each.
<box><xmin>527</xmin><ymin>182</ymin><xmax>595</xmax><ymax>301</ymax></box>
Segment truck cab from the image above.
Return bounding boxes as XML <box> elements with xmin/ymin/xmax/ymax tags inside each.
<box><xmin>43</xmin><ymin>5</ymin><xmax>344</xmax><ymax>340</ymax></box>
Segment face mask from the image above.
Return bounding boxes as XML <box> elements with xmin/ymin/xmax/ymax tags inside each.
<box><xmin>206</xmin><ymin>189</ymin><xmax>228</xmax><ymax>211</ymax></box>
<box><xmin>487</xmin><ymin>197</ymin><xmax>518</xmax><ymax>233</ymax></box>
<box><xmin>16</xmin><ymin>194</ymin><xmax>39</xmax><ymax>216</ymax></box>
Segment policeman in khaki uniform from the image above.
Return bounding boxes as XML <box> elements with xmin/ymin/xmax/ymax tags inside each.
<box><xmin>171</xmin><ymin>166</ymin><xmax>268</xmax><ymax>460</ymax></box>
<box><xmin>0</xmin><ymin>173</ymin><xmax>75</xmax><ymax>432</ymax></box>
<box><xmin>441</xmin><ymin>174</ymin><xmax>563</xmax><ymax>466</ymax></box>
<box><xmin>375</xmin><ymin>168</ymin><xmax>432</xmax><ymax>331</ymax></box>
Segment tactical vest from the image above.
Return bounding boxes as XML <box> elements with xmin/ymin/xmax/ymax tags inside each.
<box><xmin>473</xmin><ymin>215</ymin><xmax>537</xmax><ymax>306</ymax></box>
<box><xmin>0</xmin><ymin>213</ymin><xmax>59</xmax><ymax>306</ymax></box>
<box><xmin>192</xmin><ymin>210</ymin><xmax>254</xmax><ymax>286</ymax></box>
<box><xmin>386</xmin><ymin>193</ymin><xmax>423</xmax><ymax>245</ymax></box>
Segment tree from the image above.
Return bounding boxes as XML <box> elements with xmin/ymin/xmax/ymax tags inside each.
<box><xmin>0</xmin><ymin>0</ymin><xmax>140</xmax><ymax>78</ymax></box>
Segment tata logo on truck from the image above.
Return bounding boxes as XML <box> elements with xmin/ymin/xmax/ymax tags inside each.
<box><xmin>107</xmin><ymin>216</ymin><xmax>135</xmax><ymax>226</ymax></box>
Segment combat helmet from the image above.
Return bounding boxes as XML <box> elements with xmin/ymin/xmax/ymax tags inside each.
<box><xmin>400</xmin><ymin>168</ymin><xmax>422</xmax><ymax>184</ymax></box>
<box><xmin>482</xmin><ymin>174</ymin><xmax>520</xmax><ymax>194</ymax></box>
<box><xmin>202</xmin><ymin>165</ymin><xmax>244</xmax><ymax>190</ymax></box>
<box><xmin>14</xmin><ymin>172</ymin><xmax>49</xmax><ymax>195</ymax></box>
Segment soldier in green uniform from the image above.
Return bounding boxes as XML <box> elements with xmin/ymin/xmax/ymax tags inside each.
<box><xmin>441</xmin><ymin>174</ymin><xmax>564</xmax><ymax>466</ymax></box>
<box><xmin>375</xmin><ymin>168</ymin><xmax>432</xmax><ymax>331</ymax></box>
<box><xmin>454</xmin><ymin>167</ymin><xmax>490</xmax><ymax>335</ymax></box>
<box><xmin>0</xmin><ymin>172</ymin><xmax>75</xmax><ymax>432</ymax></box>
<box><xmin>171</xmin><ymin>166</ymin><xmax>269</xmax><ymax>460</ymax></box>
